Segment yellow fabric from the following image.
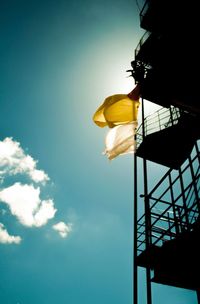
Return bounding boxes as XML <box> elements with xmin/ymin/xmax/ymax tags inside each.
<box><xmin>93</xmin><ymin>94</ymin><xmax>140</xmax><ymax>128</ymax></box>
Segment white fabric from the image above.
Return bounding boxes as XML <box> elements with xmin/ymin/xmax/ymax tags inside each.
<box><xmin>103</xmin><ymin>122</ymin><xmax>138</xmax><ymax>160</ymax></box>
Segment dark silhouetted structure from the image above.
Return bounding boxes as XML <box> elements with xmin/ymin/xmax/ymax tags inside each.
<box><xmin>131</xmin><ymin>1</ymin><xmax>200</xmax><ymax>303</ymax></box>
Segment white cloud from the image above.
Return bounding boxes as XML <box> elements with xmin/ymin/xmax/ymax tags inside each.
<box><xmin>0</xmin><ymin>137</ymin><xmax>59</xmax><ymax>244</ymax></box>
<box><xmin>52</xmin><ymin>221</ymin><xmax>72</xmax><ymax>238</ymax></box>
<box><xmin>0</xmin><ymin>223</ymin><xmax>21</xmax><ymax>244</ymax></box>
<box><xmin>0</xmin><ymin>183</ymin><xmax>57</xmax><ymax>227</ymax></box>
<box><xmin>0</xmin><ymin>137</ymin><xmax>49</xmax><ymax>183</ymax></box>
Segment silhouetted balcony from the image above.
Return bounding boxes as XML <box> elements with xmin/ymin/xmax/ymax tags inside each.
<box><xmin>136</xmin><ymin>107</ymin><xmax>200</xmax><ymax>169</ymax></box>
<box><xmin>140</xmin><ymin>0</ymin><xmax>162</xmax><ymax>32</ymax></box>
<box><xmin>134</xmin><ymin>0</ymin><xmax>200</xmax><ymax>114</ymax></box>
<box><xmin>136</xmin><ymin>142</ymin><xmax>200</xmax><ymax>289</ymax></box>
<box><xmin>139</xmin><ymin>0</ymin><xmax>196</xmax><ymax>33</ymax></box>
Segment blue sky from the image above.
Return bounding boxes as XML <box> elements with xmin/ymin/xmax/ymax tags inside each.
<box><xmin>0</xmin><ymin>0</ymin><xmax>197</xmax><ymax>303</ymax></box>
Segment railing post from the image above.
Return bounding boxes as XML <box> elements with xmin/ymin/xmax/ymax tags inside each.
<box><xmin>157</xmin><ymin>111</ymin><xmax>161</xmax><ymax>130</ymax></box>
<box><xmin>188</xmin><ymin>154</ymin><xmax>200</xmax><ymax>214</ymax></box>
<box><xmin>169</xmin><ymin>106</ymin><xmax>174</xmax><ymax>126</ymax></box>
<box><xmin>178</xmin><ymin>168</ymin><xmax>190</xmax><ymax>229</ymax></box>
<box><xmin>169</xmin><ymin>174</ymin><xmax>180</xmax><ymax>235</ymax></box>
<box><xmin>141</xmin><ymin>96</ymin><xmax>152</xmax><ymax>304</ymax></box>
<box><xmin>133</xmin><ymin>149</ymin><xmax>138</xmax><ymax>304</ymax></box>
<box><xmin>195</xmin><ymin>142</ymin><xmax>200</xmax><ymax>163</ymax></box>
<box><xmin>196</xmin><ymin>289</ymin><xmax>200</xmax><ymax>304</ymax></box>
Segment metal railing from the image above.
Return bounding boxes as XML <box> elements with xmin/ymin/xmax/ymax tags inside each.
<box><xmin>136</xmin><ymin>106</ymin><xmax>181</xmax><ymax>148</ymax></box>
<box><xmin>137</xmin><ymin>141</ymin><xmax>200</xmax><ymax>254</ymax></box>
<box><xmin>135</xmin><ymin>31</ymin><xmax>151</xmax><ymax>59</ymax></box>
<box><xmin>139</xmin><ymin>0</ymin><xmax>150</xmax><ymax>24</ymax></box>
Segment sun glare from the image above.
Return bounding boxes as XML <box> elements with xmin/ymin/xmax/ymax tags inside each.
<box><xmin>108</xmin><ymin>73</ymin><xmax>135</xmax><ymax>94</ymax></box>
<box><xmin>117</xmin><ymin>76</ymin><xmax>135</xmax><ymax>93</ymax></box>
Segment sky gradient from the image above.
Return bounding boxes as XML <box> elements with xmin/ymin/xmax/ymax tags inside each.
<box><xmin>0</xmin><ymin>0</ymin><xmax>197</xmax><ymax>303</ymax></box>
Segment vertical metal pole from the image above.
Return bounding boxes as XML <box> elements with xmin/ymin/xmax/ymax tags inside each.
<box><xmin>157</xmin><ymin>111</ymin><xmax>161</xmax><ymax>131</ymax></box>
<box><xmin>188</xmin><ymin>155</ymin><xmax>200</xmax><ymax>213</ymax></box>
<box><xmin>194</xmin><ymin>143</ymin><xmax>200</xmax><ymax>304</ymax></box>
<box><xmin>169</xmin><ymin>174</ymin><xmax>179</xmax><ymax>235</ymax></box>
<box><xmin>169</xmin><ymin>106</ymin><xmax>174</xmax><ymax>126</ymax></box>
<box><xmin>195</xmin><ymin>142</ymin><xmax>200</xmax><ymax>163</ymax></box>
<box><xmin>141</xmin><ymin>96</ymin><xmax>152</xmax><ymax>304</ymax></box>
<box><xmin>178</xmin><ymin>168</ymin><xmax>190</xmax><ymax>228</ymax></box>
<box><xmin>134</xmin><ymin>150</ymin><xmax>138</xmax><ymax>304</ymax></box>
<box><xmin>196</xmin><ymin>289</ymin><xmax>200</xmax><ymax>304</ymax></box>
<box><xmin>195</xmin><ymin>140</ymin><xmax>200</xmax><ymax>219</ymax></box>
